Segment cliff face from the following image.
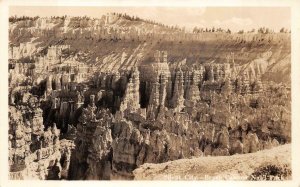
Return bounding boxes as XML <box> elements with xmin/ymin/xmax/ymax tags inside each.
<box><xmin>9</xmin><ymin>16</ymin><xmax>290</xmax><ymax>85</ymax></box>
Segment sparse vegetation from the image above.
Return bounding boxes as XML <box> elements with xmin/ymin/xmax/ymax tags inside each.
<box><xmin>9</xmin><ymin>15</ymin><xmax>40</xmax><ymax>23</ymax></box>
<box><xmin>248</xmin><ymin>164</ymin><xmax>291</xmax><ymax>180</ymax></box>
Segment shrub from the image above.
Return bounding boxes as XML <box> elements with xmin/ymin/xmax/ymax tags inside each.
<box><xmin>248</xmin><ymin>164</ymin><xmax>291</xmax><ymax>180</ymax></box>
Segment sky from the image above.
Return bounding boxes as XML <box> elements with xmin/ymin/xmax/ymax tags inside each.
<box><xmin>9</xmin><ymin>6</ymin><xmax>290</xmax><ymax>32</ymax></box>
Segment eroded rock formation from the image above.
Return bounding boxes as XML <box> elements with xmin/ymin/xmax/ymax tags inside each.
<box><xmin>8</xmin><ymin>14</ymin><xmax>291</xmax><ymax>180</ymax></box>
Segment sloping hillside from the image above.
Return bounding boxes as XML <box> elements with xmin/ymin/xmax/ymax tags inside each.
<box><xmin>9</xmin><ymin>15</ymin><xmax>291</xmax><ymax>84</ymax></box>
<box><xmin>133</xmin><ymin>144</ymin><xmax>291</xmax><ymax>180</ymax></box>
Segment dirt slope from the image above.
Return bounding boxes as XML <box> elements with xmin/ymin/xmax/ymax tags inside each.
<box><xmin>133</xmin><ymin>144</ymin><xmax>291</xmax><ymax>180</ymax></box>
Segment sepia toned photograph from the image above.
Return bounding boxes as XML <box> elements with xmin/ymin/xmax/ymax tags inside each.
<box><xmin>6</xmin><ymin>5</ymin><xmax>293</xmax><ymax>182</ymax></box>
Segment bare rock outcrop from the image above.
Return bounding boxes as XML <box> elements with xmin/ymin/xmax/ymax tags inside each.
<box><xmin>9</xmin><ymin>104</ymin><xmax>62</xmax><ymax>180</ymax></box>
